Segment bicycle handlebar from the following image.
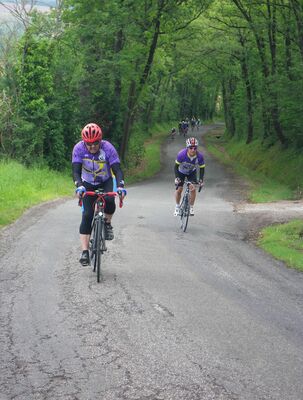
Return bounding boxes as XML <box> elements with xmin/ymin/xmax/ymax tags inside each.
<box><xmin>79</xmin><ymin>190</ymin><xmax>124</xmax><ymax>208</ymax></box>
<box><xmin>175</xmin><ymin>180</ymin><xmax>203</xmax><ymax>192</ymax></box>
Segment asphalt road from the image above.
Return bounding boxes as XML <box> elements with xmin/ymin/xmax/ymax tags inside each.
<box><xmin>1</xmin><ymin>126</ymin><xmax>303</xmax><ymax>400</ymax></box>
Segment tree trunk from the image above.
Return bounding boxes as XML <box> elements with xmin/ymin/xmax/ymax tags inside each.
<box><xmin>120</xmin><ymin>80</ymin><xmax>136</xmax><ymax>161</ymax></box>
<box><xmin>222</xmin><ymin>79</ymin><xmax>235</xmax><ymax>136</ymax></box>
<box><xmin>267</xmin><ymin>0</ymin><xmax>288</xmax><ymax>146</ymax></box>
<box><xmin>120</xmin><ymin>0</ymin><xmax>164</xmax><ymax>162</ymax></box>
<box><xmin>239</xmin><ymin>34</ymin><xmax>254</xmax><ymax>144</ymax></box>
<box><xmin>232</xmin><ymin>0</ymin><xmax>287</xmax><ymax>145</ymax></box>
<box><xmin>290</xmin><ymin>0</ymin><xmax>303</xmax><ymax>62</ymax></box>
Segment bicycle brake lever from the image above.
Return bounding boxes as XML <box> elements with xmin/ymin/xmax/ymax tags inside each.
<box><xmin>117</xmin><ymin>189</ymin><xmax>124</xmax><ymax>208</ymax></box>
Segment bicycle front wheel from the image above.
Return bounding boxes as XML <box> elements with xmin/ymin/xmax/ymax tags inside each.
<box><xmin>90</xmin><ymin>217</ymin><xmax>97</xmax><ymax>269</ymax></box>
<box><xmin>180</xmin><ymin>196</ymin><xmax>190</xmax><ymax>232</ymax></box>
<box><xmin>96</xmin><ymin>219</ymin><xmax>104</xmax><ymax>283</ymax></box>
<box><xmin>91</xmin><ymin>217</ymin><xmax>102</xmax><ymax>282</ymax></box>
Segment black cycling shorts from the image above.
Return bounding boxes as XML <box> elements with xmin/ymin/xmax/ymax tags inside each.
<box><xmin>176</xmin><ymin>170</ymin><xmax>198</xmax><ymax>187</ymax></box>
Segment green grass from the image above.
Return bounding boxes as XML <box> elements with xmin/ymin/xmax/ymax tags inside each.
<box><xmin>126</xmin><ymin>122</ymin><xmax>172</xmax><ymax>184</ymax></box>
<box><xmin>0</xmin><ymin>160</ymin><xmax>72</xmax><ymax>227</ymax></box>
<box><xmin>258</xmin><ymin>220</ymin><xmax>303</xmax><ymax>270</ymax></box>
<box><xmin>205</xmin><ymin>127</ymin><xmax>303</xmax><ymax>271</ymax></box>
<box><xmin>205</xmin><ymin>129</ymin><xmax>301</xmax><ymax>202</ymax></box>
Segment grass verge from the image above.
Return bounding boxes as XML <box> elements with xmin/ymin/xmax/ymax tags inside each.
<box><xmin>205</xmin><ymin>126</ymin><xmax>303</xmax><ymax>271</ymax></box>
<box><xmin>125</xmin><ymin>122</ymin><xmax>172</xmax><ymax>184</ymax></box>
<box><xmin>0</xmin><ymin>160</ymin><xmax>72</xmax><ymax>227</ymax></box>
<box><xmin>205</xmin><ymin>128</ymin><xmax>298</xmax><ymax>202</ymax></box>
<box><xmin>258</xmin><ymin>220</ymin><xmax>303</xmax><ymax>270</ymax></box>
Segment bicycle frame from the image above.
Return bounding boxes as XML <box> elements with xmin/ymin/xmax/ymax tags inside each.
<box><xmin>82</xmin><ymin>190</ymin><xmax>123</xmax><ymax>282</ymax></box>
<box><xmin>179</xmin><ymin>182</ymin><xmax>191</xmax><ymax>232</ymax></box>
<box><xmin>178</xmin><ymin>181</ymin><xmax>202</xmax><ymax>232</ymax></box>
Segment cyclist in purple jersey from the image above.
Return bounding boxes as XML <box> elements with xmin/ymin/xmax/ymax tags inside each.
<box><xmin>174</xmin><ymin>137</ymin><xmax>205</xmax><ymax>216</ymax></box>
<box><xmin>72</xmin><ymin>122</ymin><xmax>126</xmax><ymax>266</ymax></box>
<box><xmin>182</xmin><ymin>120</ymin><xmax>189</xmax><ymax>137</ymax></box>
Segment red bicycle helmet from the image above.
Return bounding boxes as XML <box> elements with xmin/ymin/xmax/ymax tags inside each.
<box><xmin>81</xmin><ymin>123</ymin><xmax>102</xmax><ymax>143</ymax></box>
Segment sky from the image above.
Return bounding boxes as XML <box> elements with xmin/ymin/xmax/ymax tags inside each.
<box><xmin>2</xmin><ymin>0</ymin><xmax>56</xmax><ymax>6</ymax></box>
<box><xmin>0</xmin><ymin>1</ymin><xmax>54</xmax><ymax>21</ymax></box>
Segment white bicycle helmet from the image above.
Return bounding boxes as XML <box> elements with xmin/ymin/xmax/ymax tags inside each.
<box><xmin>186</xmin><ymin>137</ymin><xmax>199</xmax><ymax>147</ymax></box>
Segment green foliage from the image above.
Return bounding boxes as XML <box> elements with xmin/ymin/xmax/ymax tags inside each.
<box><xmin>258</xmin><ymin>220</ymin><xmax>303</xmax><ymax>270</ymax></box>
<box><xmin>0</xmin><ymin>0</ymin><xmax>219</xmax><ymax>169</ymax></box>
<box><xmin>125</xmin><ymin>127</ymin><xmax>147</xmax><ymax>171</ymax></box>
<box><xmin>201</xmin><ymin>0</ymin><xmax>303</xmax><ymax>148</ymax></box>
<box><xmin>1</xmin><ymin>0</ymin><xmax>303</xmax><ymax>174</ymax></box>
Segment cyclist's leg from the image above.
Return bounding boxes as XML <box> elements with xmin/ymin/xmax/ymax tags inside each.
<box><xmin>80</xmin><ymin>235</ymin><xmax>90</xmax><ymax>251</ymax></box>
<box><xmin>187</xmin><ymin>171</ymin><xmax>198</xmax><ymax>203</ymax></box>
<box><xmin>79</xmin><ymin>191</ymin><xmax>95</xmax><ymax>265</ymax></box>
<box><xmin>103</xmin><ymin>178</ymin><xmax>115</xmax><ymax>240</ymax></box>
<box><xmin>174</xmin><ymin>173</ymin><xmax>185</xmax><ymax>215</ymax></box>
<box><xmin>102</xmin><ymin>178</ymin><xmax>115</xmax><ymax>220</ymax></box>
<box><xmin>175</xmin><ymin>186</ymin><xmax>183</xmax><ymax>204</ymax></box>
<box><xmin>80</xmin><ymin>193</ymin><xmax>95</xmax><ymax>248</ymax></box>
<box><xmin>189</xmin><ymin>186</ymin><xmax>196</xmax><ymax>206</ymax></box>
<box><xmin>175</xmin><ymin>172</ymin><xmax>185</xmax><ymax>205</ymax></box>
<box><xmin>188</xmin><ymin>172</ymin><xmax>198</xmax><ymax>215</ymax></box>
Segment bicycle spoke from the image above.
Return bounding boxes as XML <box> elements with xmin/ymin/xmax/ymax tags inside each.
<box><xmin>179</xmin><ymin>189</ymin><xmax>190</xmax><ymax>232</ymax></box>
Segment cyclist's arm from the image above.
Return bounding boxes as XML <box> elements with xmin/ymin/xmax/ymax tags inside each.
<box><xmin>174</xmin><ymin>162</ymin><xmax>181</xmax><ymax>177</ymax></box>
<box><xmin>72</xmin><ymin>162</ymin><xmax>83</xmax><ymax>187</ymax></box>
<box><xmin>198</xmin><ymin>165</ymin><xmax>205</xmax><ymax>181</ymax></box>
<box><xmin>111</xmin><ymin>162</ymin><xmax>124</xmax><ymax>187</ymax></box>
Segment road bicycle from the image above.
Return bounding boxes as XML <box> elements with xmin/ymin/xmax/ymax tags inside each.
<box><xmin>82</xmin><ymin>189</ymin><xmax>123</xmax><ymax>282</ymax></box>
<box><xmin>178</xmin><ymin>180</ymin><xmax>202</xmax><ymax>232</ymax></box>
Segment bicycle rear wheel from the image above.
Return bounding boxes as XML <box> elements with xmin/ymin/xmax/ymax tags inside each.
<box><xmin>180</xmin><ymin>195</ymin><xmax>190</xmax><ymax>232</ymax></box>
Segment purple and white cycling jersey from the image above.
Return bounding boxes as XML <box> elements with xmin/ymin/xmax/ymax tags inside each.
<box><xmin>175</xmin><ymin>148</ymin><xmax>205</xmax><ymax>175</ymax></box>
<box><xmin>72</xmin><ymin>140</ymin><xmax>120</xmax><ymax>185</ymax></box>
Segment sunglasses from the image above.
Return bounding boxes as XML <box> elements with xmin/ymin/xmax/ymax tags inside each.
<box><xmin>188</xmin><ymin>146</ymin><xmax>197</xmax><ymax>150</ymax></box>
<box><xmin>86</xmin><ymin>141</ymin><xmax>100</xmax><ymax>147</ymax></box>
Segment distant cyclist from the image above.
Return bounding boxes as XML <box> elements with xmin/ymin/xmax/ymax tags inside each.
<box><xmin>72</xmin><ymin>122</ymin><xmax>126</xmax><ymax>266</ymax></box>
<box><xmin>178</xmin><ymin>121</ymin><xmax>183</xmax><ymax>135</ymax></box>
<box><xmin>170</xmin><ymin>127</ymin><xmax>177</xmax><ymax>140</ymax></box>
<box><xmin>190</xmin><ymin>117</ymin><xmax>196</xmax><ymax>132</ymax></box>
<box><xmin>174</xmin><ymin>137</ymin><xmax>205</xmax><ymax>216</ymax></box>
<box><xmin>181</xmin><ymin>120</ymin><xmax>189</xmax><ymax>137</ymax></box>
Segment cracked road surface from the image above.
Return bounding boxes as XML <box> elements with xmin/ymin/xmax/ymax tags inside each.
<box><xmin>1</xmin><ymin>126</ymin><xmax>303</xmax><ymax>400</ymax></box>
